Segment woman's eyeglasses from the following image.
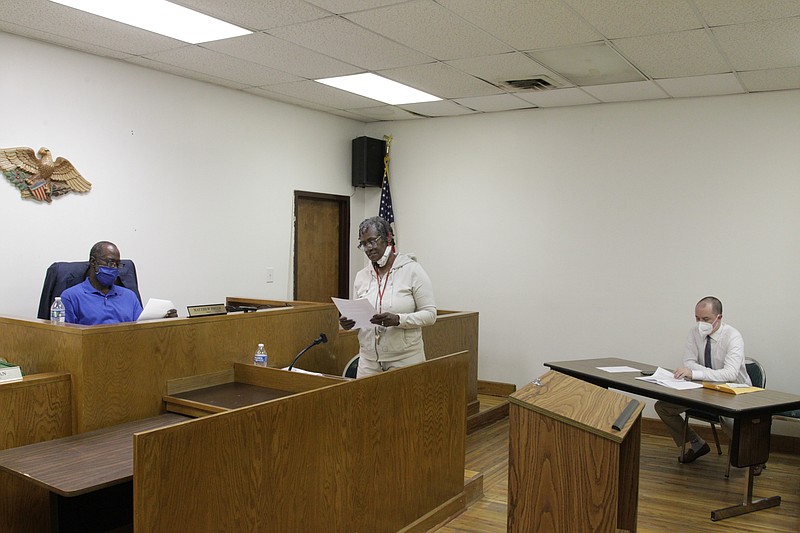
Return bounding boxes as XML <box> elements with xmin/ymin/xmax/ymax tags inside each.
<box><xmin>357</xmin><ymin>237</ymin><xmax>384</xmax><ymax>250</ymax></box>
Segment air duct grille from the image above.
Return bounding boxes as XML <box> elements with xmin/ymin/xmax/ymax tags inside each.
<box><xmin>502</xmin><ymin>76</ymin><xmax>558</xmax><ymax>91</ymax></box>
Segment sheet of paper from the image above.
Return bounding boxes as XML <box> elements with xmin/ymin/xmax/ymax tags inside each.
<box><xmin>331</xmin><ymin>297</ymin><xmax>376</xmax><ymax>330</ymax></box>
<box><xmin>138</xmin><ymin>298</ymin><xmax>175</xmax><ymax>321</ymax></box>
<box><xmin>281</xmin><ymin>366</ymin><xmax>324</xmax><ymax>376</ymax></box>
<box><xmin>597</xmin><ymin>366</ymin><xmax>641</xmax><ymax>373</ymax></box>
<box><xmin>635</xmin><ymin>367</ymin><xmax>703</xmax><ymax>390</ymax></box>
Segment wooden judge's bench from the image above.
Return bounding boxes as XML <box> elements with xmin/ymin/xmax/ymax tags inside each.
<box><xmin>0</xmin><ymin>299</ymin><xmax>480</xmax><ymax>532</ymax></box>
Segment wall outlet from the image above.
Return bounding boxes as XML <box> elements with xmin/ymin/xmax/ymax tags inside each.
<box><xmin>266</xmin><ymin>268</ymin><xmax>274</xmax><ymax>283</ymax></box>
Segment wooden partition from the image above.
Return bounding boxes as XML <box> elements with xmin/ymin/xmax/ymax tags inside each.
<box><xmin>228</xmin><ymin>299</ymin><xmax>481</xmax><ymax>415</ymax></box>
<box><xmin>0</xmin><ymin>302</ymin><xmax>340</xmax><ymax>433</ymax></box>
<box><xmin>134</xmin><ymin>352</ymin><xmax>470</xmax><ymax>532</ymax></box>
<box><xmin>0</xmin><ymin>373</ymin><xmax>72</xmax><ymax>533</ymax></box>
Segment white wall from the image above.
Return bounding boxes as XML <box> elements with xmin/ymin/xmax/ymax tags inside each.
<box><xmin>0</xmin><ymin>32</ymin><xmax>367</xmax><ymax>317</ymax></box>
<box><xmin>365</xmin><ymin>90</ymin><xmax>800</xmax><ymax>434</ymax></box>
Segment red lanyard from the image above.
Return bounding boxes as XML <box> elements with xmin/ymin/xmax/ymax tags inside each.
<box><xmin>374</xmin><ymin>267</ymin><xmax>390</xmax><ymax>313</ymax></box>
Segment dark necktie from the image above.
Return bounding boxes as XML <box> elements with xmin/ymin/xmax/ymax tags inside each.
<box><xmin>704</xmin><ymin>335</ymin><xmax>712</xmax><ymax>368</ymax></box>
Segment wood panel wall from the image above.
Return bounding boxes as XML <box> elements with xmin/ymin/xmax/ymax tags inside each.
<box><xmin>134</xmin><ymin>352</ymin><xmax>469</xmax><ymax>532</ymax></box>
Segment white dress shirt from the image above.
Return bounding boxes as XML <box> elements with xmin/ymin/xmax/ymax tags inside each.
<box><xmin>683</xmin><ymin>322</ymin><xmax>751</xmax><ymax>384</ymax></box>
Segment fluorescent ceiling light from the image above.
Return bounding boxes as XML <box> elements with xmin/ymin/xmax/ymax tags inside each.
<box><xmin>316</xmin><ymin>73</ymin><xmax>441</xmax><ymax>105</ymax></box>
<box><xmin>50</xmin><ymin>0</ymin><xmax>251</xmax><ymax>44</ymax></box>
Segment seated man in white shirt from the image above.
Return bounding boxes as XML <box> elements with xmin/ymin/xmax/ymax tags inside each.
<box><xmin>654</xmin><ymin>296</ymin><xmax>752</xmax><ymax>467</ymax></box>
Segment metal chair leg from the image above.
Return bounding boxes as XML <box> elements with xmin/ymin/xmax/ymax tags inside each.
<box><xmin>710</xmin><ymin>422</ymin><xmax>722</xmax><ymax>455</ymax></box>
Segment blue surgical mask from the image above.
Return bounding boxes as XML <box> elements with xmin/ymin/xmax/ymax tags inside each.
<box><xmin>95</xmin><ymin>266</ymin><xmax>119</xmax><ymax>286</ymax></box>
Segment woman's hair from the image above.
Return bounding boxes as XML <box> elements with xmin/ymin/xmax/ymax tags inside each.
<box><xmin>358</xmin><ymin>216</ymin><xmax>394</xmax><ymax>246</ymax></box>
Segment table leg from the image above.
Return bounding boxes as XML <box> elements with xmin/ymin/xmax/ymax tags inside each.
<box><xmin>710</xmin><ymin>466</ymin><xmax>781</xmax><ymax>521</ymax></box>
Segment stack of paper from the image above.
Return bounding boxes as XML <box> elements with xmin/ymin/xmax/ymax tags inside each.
<box><xmin>635</xmin><ymin>367</ymin><xmax>703</xmax><ymax>390</ymax></box>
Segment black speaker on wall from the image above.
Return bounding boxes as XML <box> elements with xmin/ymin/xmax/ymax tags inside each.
<box><xmin>352</xmin><ymin>136</ymin><xmax>386</xmax><ymax>188</ymax></box>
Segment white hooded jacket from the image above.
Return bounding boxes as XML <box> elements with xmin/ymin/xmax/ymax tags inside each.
<box><xmin>353</xmin><ymin>252</ymin><xmax>436</xmax><ymax>362</ymax></box>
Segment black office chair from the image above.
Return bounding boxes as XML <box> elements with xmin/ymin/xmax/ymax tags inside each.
<box><xmin>681</xmin><ymin>357</ymin><xmax>766</xmax><ymax>466</ymax></box>
<box><xmin>37</xmin><ymin>260</ymin><xmax>142</xmax><ymax>320</ymax></box>
<box><xmin>343</xmin><ymin>356</ymin><xmax>359</xmax><ymax>379</ymax></box>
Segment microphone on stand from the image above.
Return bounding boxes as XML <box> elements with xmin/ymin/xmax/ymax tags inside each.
<box><xmin>287</xmin><ymin>333</ymin><xmax>328</xmax><ymax>371</ymax></box>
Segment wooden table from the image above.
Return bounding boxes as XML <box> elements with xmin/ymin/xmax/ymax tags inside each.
<box><xmin>545</xmin><ymin>357</ymin><xmax>800</xmax><ymax>521</ymax></box>
<box><xmin>0</xmin><ymin>413</ymin><xmax>188</xmax><ymax>532</ymax></box>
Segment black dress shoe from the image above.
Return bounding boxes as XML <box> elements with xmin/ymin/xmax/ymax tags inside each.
<box><xmin>679</xmin><ymin>442</ymin><xmax>711</xmax><ymax>464</ymax></box>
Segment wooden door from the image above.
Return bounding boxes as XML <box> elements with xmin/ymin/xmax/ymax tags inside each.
<box><xmin>294</xmin><ymin>192</ymin><xmax>349</xmax><ymax>302</ymax></box>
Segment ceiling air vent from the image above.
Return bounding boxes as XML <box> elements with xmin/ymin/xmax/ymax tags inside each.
<box><xmin>502</xmin><ymin>76</ymin><xmax>558</xmax><ymax>91</ymax></box>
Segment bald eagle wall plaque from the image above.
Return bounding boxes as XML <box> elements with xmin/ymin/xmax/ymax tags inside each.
<box><xmin>1</xmin><ymin>146</ymin><xmax>91</xmax><ymax>203</ymax></box>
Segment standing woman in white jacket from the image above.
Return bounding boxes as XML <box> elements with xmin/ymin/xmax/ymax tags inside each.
<box><xmin>339</xmin><ymin>216</ymin><xmax>437</xmax><ymax>377</ymax></box>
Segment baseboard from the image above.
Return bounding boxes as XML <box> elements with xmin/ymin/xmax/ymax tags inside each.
<box><xmin>477</xmin><ymin>380</ymin><xmax>516</xmax><ymax>396</ymax></box>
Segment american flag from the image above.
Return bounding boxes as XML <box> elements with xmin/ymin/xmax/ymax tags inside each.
<box><xmin>379</xmin><ymin>174</ymin><xmax>394</xmax><ymax>226</ymax></box>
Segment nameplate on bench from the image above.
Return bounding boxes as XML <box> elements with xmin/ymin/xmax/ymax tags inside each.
<box><xmin>0</xmin><ymin>365</ymin><xmax>23</xmax><ymax>383</ymax></box>
<box><xmin>187</xmin><ymin>304</ymin><xmax>227</xmax><ymax>318</ymax></box>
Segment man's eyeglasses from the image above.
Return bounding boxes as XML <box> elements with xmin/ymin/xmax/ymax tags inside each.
<box><xmin>357</xmin><ymin>237</ymin><xmax>384</xmax><ymax>250</ymax></box>
<box><xmin>95</xmin><ymin>258</ymin><xmax>120</xmax><ymax>268</ymax></box>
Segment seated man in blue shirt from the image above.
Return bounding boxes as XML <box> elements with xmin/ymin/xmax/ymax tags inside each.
<box><xmin>61</xmin><ymin>241</ymin><xmax>144</xmax><ymax>325</ymax></box>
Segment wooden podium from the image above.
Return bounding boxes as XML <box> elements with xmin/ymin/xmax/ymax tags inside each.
<box><xmin>507</xmin><ymin>370</ymin><xmax>644</xmax><ymax>533</ymax></box>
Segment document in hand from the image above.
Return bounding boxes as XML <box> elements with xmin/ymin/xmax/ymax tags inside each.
<box><xmin>703</xmin><ymin>382</ymin><xmax>764</xmax><ymax>395</ymax></box>
<box><xmin>331</xmin><ymin>297</ymin><xmax>376</xmax><ymax>330</ymax></box>
<box><xmin>635</xmin><ymin>367</ymin><xmax>703</xmax><ymax>390</ymax></box>
<box><xmin>138</xmin><ymin>298</ymin><xmax>175</xmax><ymax>321</ymax></box>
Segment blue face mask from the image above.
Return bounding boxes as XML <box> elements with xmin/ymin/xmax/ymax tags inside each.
<box><xmin>95</xmin><ymin>266</ymin><xmax>119</xmax><ymax>287</ymax></box>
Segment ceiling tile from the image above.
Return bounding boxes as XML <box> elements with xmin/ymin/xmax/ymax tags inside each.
<box><xmin>306</xmin><ymin>0</ymin><xmax>409</xmax><ymax>14</ymax></box>
<box><xmin>343</xmin><ymin>105</ymin><xmax>424</xmax><ymax>121</ymax></box>
<box><xmin>125</xmin><ymin>56</ymin><xmax>250</xmax><ymax>90</ymax></box>
<box><xmin>515</xmin><ymin>88</ymin><xmax>599</xmax><ymax>108</ymax></box>
<box><xmin>582</xmin><ymin>80</ymin><xmax>669</xmax><ymax>102</ymax></box>
<box><xmin>656</xmin><ymin>73</ymin><xmax>745</xmax><ymax>98</ymax></box>
<box><xmin>565</xmin><ymin>0</ymin><xmax>703</xmax><ymax>38</ymax></box>
<box><xmin>0</xmin><ymin>20</ymin><xmax>131</xmax><ymax>59</ymax></box>
<box><xmin>445</xmin><ymin>52</ymin><xmax>573</xmax><ymax>90</ymax></box>
<box><xmin>245</xmin><ymin>86</ymin><xmax>381</xmax><ymax>121</ymax></box>
<box><xmin>204</xmin><ymin>32</ymin><xmax>360</xmax><ymax>79</ymax></box>
<box><xmin>0</xmin><ymin>0</ymin><xmax>185</xmax><ymax>56</ymax></box>
<box><xmin>268</xmin><ymin>15</ymin><xmax>433</xmax><ymax>70</ymax></box>
<box><xmin>453</xmin><ymin>94</ymin><xmax>537</xmax><ymax>113</ymax></box>
<box><xmin>141</xmin><ymin>45</ymin><xmax>301</xmax><ymax>86</ymax></box>
<box><xmin>345</xmin><ymin>0</ymin><xmax>512</xmax><ymax>60</ymax></box>
<box><xmin>612</xmin><ymin>29</ymin><xmax>730</xmax><ymax>78</ymax></box>
<box><xmin>712</xmin><ymin>18</ymin><xmax>800</xmax><ymax>71</ymax></box>
<box><xmin>380</xmin><ymin>62</ymin><xmax>503</xmax><ymax>99</ymax></box>
<box><xmin>738</xmin><ymin>67</ymin><xmax>800</xmax><ymax>92</ymax></box>
<box><xmin>397</xmin><ymin>100</ymin><xmax>478</xmax><ymax>117</ymax></box>
<box><xmin>438</xmin><ymin>0</ymin><xmax>602</xmax><ymax>50</ymax></box>
<box><xmin>172</xmin><ymin>0</ymin><xmax>331</xmax><ymax>31</ymax></box>
<box><xmin>527</xmin><ymin>42</ymin><xmax>646</xmax><ymax>86</ymax></box>
<box><xmin>260</xmin><ymin>79</ymin><xmax>384</xmax><ymax>109</ymax></box>
<box><xmin>693</xmin><ymin>0</ymin><xmax>800</xmax><ymax>26</ymax></box>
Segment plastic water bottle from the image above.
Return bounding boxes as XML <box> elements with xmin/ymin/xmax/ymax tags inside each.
<box><xmin>50</xmin><ymin>297</ymin><xmax>66</xmax><ymax>325</ymax></box>
<box><xmin>254</xmin><ymin>343</ymin><xmax>268</xmax><ymax>367</ymax></box>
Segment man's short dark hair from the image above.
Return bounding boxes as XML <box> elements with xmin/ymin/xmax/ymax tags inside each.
<box><xmin>89</xmin><ymin>241</ymin><xmax>116</xmax><ymax>260</ymax></box>
<box><xmin>697</xmin><ymin>296</ymin><xmax>722</xmax><ymax>315</ymax></box>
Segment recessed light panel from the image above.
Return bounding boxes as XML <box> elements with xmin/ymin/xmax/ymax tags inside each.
<box><xmin>316</xmin><ymin>73</ymin><xmax>441</xmax><ymax>105</ymax></box>
<box><xmin>50</xmin><ymin>0</ymin><xmax>251</xmax><ymax>44</ymax></box>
